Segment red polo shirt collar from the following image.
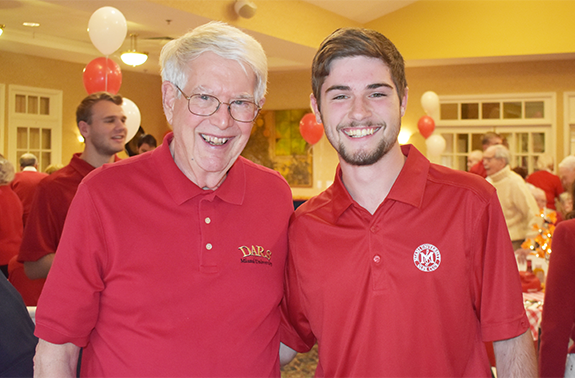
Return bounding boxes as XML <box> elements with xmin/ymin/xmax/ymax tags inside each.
<box><xmin>330</xmin><ymin>144</ymin><xmax>430</xmax><ymax>221</ymax></box>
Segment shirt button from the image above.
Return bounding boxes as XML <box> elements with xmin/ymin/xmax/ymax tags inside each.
<box><xmin>206</xmin><ymin>243</ymin><xmax>213</xmax><ymax>250</ymax></box>
<box><xmin>205</xmin><ymin>217</ymin><xmax>211</xmax><ymax>224</ymax></box>
<box><xmin>373</xmin><ymin>255</ymin><xmax>381</xmax><ymax>264</ymax></box>
<box><xmin>371</xmin><ymin>226</ymin><xmax>378</xmax><ymax>233</ymax></box>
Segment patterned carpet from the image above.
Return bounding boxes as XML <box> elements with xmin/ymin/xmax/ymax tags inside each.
<box><xmin>280</xmin><ymin>344</ymin><xmax>318</xmax><ymax>378</ymax></box>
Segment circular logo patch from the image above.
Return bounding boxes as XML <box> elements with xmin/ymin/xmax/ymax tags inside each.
<box><xmin>413</xmin><ymin>243</ymin><xmax>441</xmax><ymax>272</ymax></box>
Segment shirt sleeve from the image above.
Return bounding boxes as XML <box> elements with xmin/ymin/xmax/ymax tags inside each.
<box><xmin>34</xmin><ymin>183</ymin><xmax>106</xmax><ymax>347</ymax></box>
<box><xmin>475</xmin><ymin>191</ymin><xmax>530</xmax><ymax>342</ymax></box>
<box><xmin>539</xmin><ymin>221</ymin><xmax>575</xmax><ymax>378</ymax></box>
<box><xmin>280</xmin><ymin>215</ymin><xmax>316</xmax><ymax>353</ymax></box>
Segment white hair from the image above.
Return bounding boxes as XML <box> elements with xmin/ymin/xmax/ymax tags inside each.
<box><xmin>160</xmin><ymin>21</ymin><xmax>268</xmax><ymax>103</ymax></box>
<box><xmin>0</xmin><ymin>156</ymin><xmax>15</xmax><ymax>185</ymax></box>
<box><xmin>559</xmin><ymin>155</ymin><xmax>575</xmax><ymax>171</ymax></box>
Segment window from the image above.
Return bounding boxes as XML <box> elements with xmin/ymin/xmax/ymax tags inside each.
<box><xmin>8</xmin><ymin>86</ymin><xmax>62</xmax><ymax>171</ymax></box>
<box><xmin>435</xmin><ymin>93</ymin><xmax>555</xmax><ymax>174</ymax></box>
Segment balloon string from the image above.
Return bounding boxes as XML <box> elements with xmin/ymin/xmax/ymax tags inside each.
<box><xmin>105</xmin><ymin>56</ymin><xmax>109</xmax><ymax>91</ymax></box>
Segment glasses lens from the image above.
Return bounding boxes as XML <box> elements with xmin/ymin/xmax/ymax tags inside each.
<box><xmin>188</xmin><ymin>94</ymin><xmax>219</xmax><ymax>116</ymax></box>
<box><xmin>230</xmin><ymin>100</ymin><xmax>259</xmax><ymax>122</ymax></box>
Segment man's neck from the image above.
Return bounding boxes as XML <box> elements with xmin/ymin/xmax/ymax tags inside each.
<box><xmin>79</xmin><ymin>149</ymin><xmax>116</xmax><ymax>168</ymax></box>
<box><xmin>339</xmin><ymin>143</ymin><xmax>406</xmax><ymax>215</ymax></box>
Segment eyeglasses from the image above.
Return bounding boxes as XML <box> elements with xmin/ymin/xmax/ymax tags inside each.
<box><xmin>175</xmin><ymin>85</ymin><xmax>260</xmax><ymax>123</ymax></box>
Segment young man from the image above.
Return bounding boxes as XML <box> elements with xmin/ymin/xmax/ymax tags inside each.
<box><xmin>33</xmin><ymin>22</ymin><xmax>293</xmax><ymax>377</ymax></box>
<box><xmin>280</xmin><ymin>28</ymin><xmax>537</xmax><ymax>377</ymax></box>
<box><xmin>18</xmin><ymin>92</ymin><xmax>126</xmax><ymax>283</ymax></box>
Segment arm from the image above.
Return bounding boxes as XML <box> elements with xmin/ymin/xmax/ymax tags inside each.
<box><xmin>34</xmin><ymin>339</ymin><xmax>80</xmax><ymax>378</ymax></box>
<box><xmin>279</xmin><ymin>342</ymin><xmax>297</xmax><ymax>367</ymax></box>
<box><xmin>493</xmin><ymin>330</ymin><xmax>537</xmax><ymax>378</ymax></box>
<box><xmin>24</xmin><ymin>253</ymin><xmax>54</xmax><ymax>279</ymax></box>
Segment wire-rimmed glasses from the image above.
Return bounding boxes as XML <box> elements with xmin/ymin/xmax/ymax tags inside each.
<box><xmin>175</xmin><ymin>85</ymin><xmax>260</xmax><ymax>123</ymax></box>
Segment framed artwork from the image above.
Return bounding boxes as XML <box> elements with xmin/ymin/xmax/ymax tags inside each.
<box><xmin>242</xmin><ymin>109</ymin><xmax>313</xmax><ymax>187</ymax></box>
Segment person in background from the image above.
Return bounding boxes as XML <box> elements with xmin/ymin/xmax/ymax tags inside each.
<box><xmin>0</xmin><ymin>274</ymin><xmax>37</xmax><ymax>377</ymax></box>
<box><xmin>10</xmin><ymin>153</ymin><xmax>48</xmax><ymax>226</ymax></box>
<box><xmin>280</xmin><ymin>27</ymin><xmax>536</xmax><ymax>377</ymax></box>
<box><xmin>18</xmin><ymin>92</ymin><xmax>126</xmax><ymax>285</ymax></box>
<box><xmin>558</xmin><ymin>191</ymin><xmax>573</xmax><ymax>221</ymax></box>
<box><xmin>0</xmin><ymin>156</ymin><xmax>23</xmax><ymax>279</ymax></box>
<box><xmin>539</xmin><ymin>181</ymin><xmax>575</xmax><ymax>377</ymax></box>
<box><xmin>526</xmin><ymin>153</ymin><xmax>563</xmax><ymax>210</ymax></box>
<box><xmin>136</xmin><ymin>133</ymin><xmax>157</xmax><ymax>154</ymax></box>
<box><xmin>467</xmin><ymin>149</ymin><xmax>483</xmax><ymax>171</ymax></box>
<box><xmin>44</xmin><ymin>163</ymin><xmax>64</xmax><ymax>175</ymax></box>
<box><xmin>484</xmin><ymin>144</ymin><xmax>541</xmax><ymax>250</ymax></box>
<box><xmin>469</xmin><ymin>131</ymin><xmax>503</xmax><ymax>178</ymax></box>
<box><xmin>33</xmin><ymin>21</ymin><xmax>293</xmax><ymax>377</ymax></box>
<box><xmin>558</xmin><ymin>155</ymin><xmax>575</xmax><ymax>193</ymax></box>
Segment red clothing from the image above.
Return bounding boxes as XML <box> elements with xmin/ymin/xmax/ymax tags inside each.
<box><xmin>35</xmin><ymin>133</ymin><xmax>293</xmax><ymax>377</ymax></box>
<box><xmin>0</xmin><ymin>185</ymin><xmax>23</xmax><ymax>265</ymax></box>
<box><xmin>539</xmin><ymin>218</ymin><xmax>575</xmax><ymax>377</ymax></box>
<box><xmin>18</xmin><ymin>154</ymin><xmax>96</xmax><ymax>264</ymax></box>
<box><xmin>526</xmin><ymin>170</ymin><xmax>564</xmax><ymax>210</ymax></box>
<box><xmin>10</xmin><ymin>169</ymin><xmax>48</xmax><ymax>225</ymax></box>
<box><xmin>281</xmin><ymin>145</ymin><xmax>529</xmax><ymax>377</ymax></box>
<box><xmin>8</xmin><ymin>255</ymin><xmax>45</xmax><ymax>306</ymax></box>
<box><xmin>469</xmin><ymin>159</ymin><xmax>487</xmax><ymax>177</ymax></box>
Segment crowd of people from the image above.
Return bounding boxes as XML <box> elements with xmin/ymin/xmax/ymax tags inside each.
<box><xmin>1</xmin><ymin>20</ymin><xmax>574</xmax><ymax>378</ymax></box>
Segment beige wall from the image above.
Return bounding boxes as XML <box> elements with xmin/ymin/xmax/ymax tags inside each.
<box><xmin>3</xmin><ymin>50</ymin><xmax>575</xmax><ymax>198</ymax></box>
<box><xmin>0</xmin><ymin>50</ymin><xmax>168</xmax><ymax>162</ymax></box>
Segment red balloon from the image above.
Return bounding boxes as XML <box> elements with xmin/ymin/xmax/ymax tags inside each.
<box><xmin>417</xmin><ymin>115</ymin><xmax>435</xmax><ymax>139</ymax></box>
<box><xmin>83</xmin><ymin>57</ymin><xmax>122</xmax><ymax>94</ymax></box>
<box><xmin>299</xmin><ymin>113</ymin><xmax>324</xmax><ymax>145</ymax></box>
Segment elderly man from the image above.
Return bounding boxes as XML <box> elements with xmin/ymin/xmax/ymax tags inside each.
<box><xmin>33</xmin><ymin>22</ymin><xmax>293</xmax><ymax>377</ymax></box>
<box><xmin>280</xmin><ymin>27</ymin><xmax>536</xmax><ymax>377</ymax></box>
<box><xmin>484</xmin><ymin>144</ymin><xmax>541</xmax><ymax>250</ymax></box>
<box><xmin>558</xmin><ymin>155</ymin><xmax>575</xmax><ymax>192</ymax></box>
<box><xmin>469</xmin><ymin>132</ymin><xmax>503</xmax><ymax>177</ymax></box>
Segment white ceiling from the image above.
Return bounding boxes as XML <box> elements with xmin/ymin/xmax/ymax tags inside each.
<box><xmin>0</xmin><ymin>0</ymin><xmax>416</xmax><ymax>75</ymax></box>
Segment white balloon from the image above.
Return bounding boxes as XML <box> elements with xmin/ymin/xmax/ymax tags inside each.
<box><xmin>88</xmin><ymin>7</ymin><xmax>127</xmax><ymax>56</ymax></box>
<box><xmin>421</xmin><ymin>91</ymin><xmax>440</xmax><ymax>119</ymax></box>
<box><xmin>122</xmin><ymin>98</ymin><xmax>141</xmax><ymax>143</ymax></box>
<box><xmin>425</xmin><ymin>134</ymin><xmax>446</xmax><ymax>157</ymax></box>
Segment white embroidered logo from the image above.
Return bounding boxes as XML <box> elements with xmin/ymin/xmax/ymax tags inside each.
<box><xmin>413</xmin><ymin>243</ymin><xmax>441</xmax><ymax>272</ymax></box>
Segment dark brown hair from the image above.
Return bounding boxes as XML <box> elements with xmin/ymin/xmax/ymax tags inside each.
<box><xmin>312</xmin><ymin>28</ymin><xmax>407</xmax><ymax>109</ymax></box>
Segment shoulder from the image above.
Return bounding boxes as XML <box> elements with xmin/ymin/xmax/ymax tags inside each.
<box><xmin>555</xmin><ymin>218</ymin><xmax>575</xmax><ymax>237</ymax></box>
<box><xmin>83</xmin><ymin>153</ymin><xmax>152</xmax><ymax>186</ymax></box>
<box><xmin>427</xmin><ymin>162</ymin><xmax>495</xmax><ymax>203</ymax></box>
<box><xmin>239</xmin><ymin>157</ymin><xmax>292</xmax><ymax>192</ymax></box>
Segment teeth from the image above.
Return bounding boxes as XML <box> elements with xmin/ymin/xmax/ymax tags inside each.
<box><xmin>201</xmin><ymin>134</ymin><xmax>229</xmax><ymax>146</ymax></box>
<box><xmin>344</xmin><ymin>128</ymin><xmax>378</xmax><ymax>138</ymax></box>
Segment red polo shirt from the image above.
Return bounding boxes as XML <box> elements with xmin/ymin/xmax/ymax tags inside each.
<box><xmin>35</xmin><ymin>133</ymin><xmax>293</xmax><ymax>377</ymax></box>
<box><xmin>281</xmin><ymin>145</ymin><xmax>529</xmax><ymax>377</ymax></box>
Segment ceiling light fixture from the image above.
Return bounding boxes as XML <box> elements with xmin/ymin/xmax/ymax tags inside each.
<box><xmin>0</xmin><ymin>25</ymin><xmax>4</xmax><ymax>37</ymax></box>
<box><xmin>121</xmin><ymin>34</ymin><xmax>148</xmax><ymax>67</ymax></box>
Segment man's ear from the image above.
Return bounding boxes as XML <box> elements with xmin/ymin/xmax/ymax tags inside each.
<box><xmin>400</xmin><ymin>87</ymin><xmax>409</xmax><ymax>117</ymax></box>
<box><xmin>162</xmin><ymin>81</ymin><xmax>176</xmax><ymax>125</ymax></box>
<box><xmin>78</xmin><ymin>121</ymin><xmax>90</xmax><ymax>140</ymax></box>
<box><xmin>310</xmin><ymin>94</ymin><xmax>323</xmax><ymax>125</ymax></box>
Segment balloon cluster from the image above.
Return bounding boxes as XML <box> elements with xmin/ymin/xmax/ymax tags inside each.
<box><xmin>418</xmin><ymin>91</ymin><xmax>446</xmax><ymax>159</ymax></box>
<box><xmin>299</xmin><ymin>113</ymin><xmax>323</xmax><ymax>145</ymax></box>
<box><xmin>84</xmin><ymin>7</ymin><xmax>140</xmax><ymax>143</ymax></box>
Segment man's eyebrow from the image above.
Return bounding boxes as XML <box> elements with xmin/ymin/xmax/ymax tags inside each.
<box><xmin>325</xmin><ymin>85</ymin><xmax>350</xmax><ymax>93</ymax></box>
<box><xmin>367</xmin><ymin>83</ymin><xmax>394</xmax><ymax>90</ymax></box>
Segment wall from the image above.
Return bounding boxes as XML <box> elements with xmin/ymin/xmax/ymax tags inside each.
<box><xmin>0</xmin><ymin>50</ymin><xmax>168</xmax><ymax>162</ymax></box>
